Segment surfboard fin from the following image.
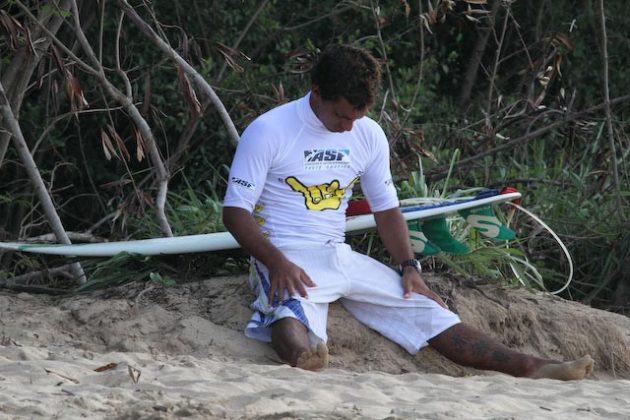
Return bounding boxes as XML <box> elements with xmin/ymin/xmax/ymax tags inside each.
<box><xmin>422</xmin><ymin>218</ymin><xmax>470</xmax><ymax>255</ymax></box>
<box><xmin>458</xmin><ymin>205</ymin><xmax>515</xmax><ymax>240</ymax></box>
<box><xmin>407</xmin><ymin>221</ymin><xmax>441</xmax><ymax>256</ymax></box>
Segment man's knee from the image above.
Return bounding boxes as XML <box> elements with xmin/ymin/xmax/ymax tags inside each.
<box><xmin>271</xmin><ymin>317</ymin><xmax>310</xmax><ymax>366</ymax></box>
<box><xmin>271</xmin><ymin>317</ymin><xmax>310</xmax><ymax>345</ymax></box>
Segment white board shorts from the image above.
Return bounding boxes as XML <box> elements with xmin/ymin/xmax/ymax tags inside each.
<box><xmin>245</xmin><ymin>242</ymin><xmax>461</xmax><ymax>354</ymax></box>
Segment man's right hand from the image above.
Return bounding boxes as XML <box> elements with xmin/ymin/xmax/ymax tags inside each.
<box><xmin>267</xmin><ymin>258</ymin><xmax>316</xmax><ymax>305</ymax></box>
<box><xmin>223</xmin><ymin>206</ymin><xmax>317</xmax><ymax>305</ymax></box>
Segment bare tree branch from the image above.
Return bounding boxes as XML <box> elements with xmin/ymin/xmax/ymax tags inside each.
<box><xmin>281</xmin><ymin>4</ymin><xmax>354</xmax><ymax>31</ymax></box>
<box><xmin>371</xmin><ymin>0</ymin><xmax>397</xmax><ymax>106</ymax></box>
<box><xmin>67</xmin><ymin>0</ymin><xmax>173</xmax><ymax>237</ymax></box>
<box><xmin>458</xmin><ymin>0</ymin><xmax>501</xmax><ymax>112</ymax></box>
<box><xmin>118</xmin><ymin>0</ymin><xmax>240</xmax><ymax>147</ymax></box>
<box><xmin>167</xmin><ymin>0</ymin><xmax>270</xmax><ymax>169</ymax></box>
<box><xmin>597</xmin><ymin>0</ymin><xmax>624</xmax><ymax>214</ymax></box>
<box><xmin>216</xmin><ymin>0</ymin><xmax>270</xmax><ymax>83</ymax></box>
<box><xmin>12</xmin><ymin>0</ymin><xmax>99</xmax><ymax>75</ymax></box>
<box><xmin>0</xmin><ymin>80</ymin><xmax>86</xmax><ymax>284</ymax></box>
<box><xmin>486</xmin><ymin>1</ymin><xmax>509</xmax><ymax>114</ymax></box>
<box><xmin>9</xmin><ymin>0</ymin><xmax>174</xmax><ymax>237</ymax></box>
<box><xmin>25</xmin><ymin>232</ymin><xmax>104</xmax><ymax>243</ymax></box>
<box><xmin>0</xmin><ymin>0</ymin><xmax>71</xmax><ymax>169</ymax></box>
<box><xmin>0</xmin><ymin>282</ymin><xmax>69</xmax><ymax>295</ymax></box>
<box><xmin>391</xmin><ymin>0</ymin><xmax>426</xmax><ymax>144</ymax></box>
<box><xmin>429</xmin><ymin>94</ymin><xmax>630</xmax><ymax>180</ymax></box>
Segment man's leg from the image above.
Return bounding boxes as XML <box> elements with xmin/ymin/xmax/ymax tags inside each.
<box><xmin>429</xmin><ymin>323</ymin><xmax>594</xmax><ymax>380</ymax></box>
<box><xmin>271</xmin><ymin>317</ymin><xmax>328</xmax><ymax>371</ymax></box>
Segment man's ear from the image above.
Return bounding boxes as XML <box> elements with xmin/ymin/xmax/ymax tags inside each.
<box><xmin>311</xmin><ymin>84</ymin><xmax>321</xmax><ymax>98</ymax></box>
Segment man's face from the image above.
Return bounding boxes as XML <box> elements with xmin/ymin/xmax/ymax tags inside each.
<box><xmin>310</xmin><ymin>85</ymin><xmax>368</xmax><ymax>133</ymax></box>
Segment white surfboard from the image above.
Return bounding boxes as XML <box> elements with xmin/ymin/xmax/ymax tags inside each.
<box><xmin>0</xmin><ymin>191</ymin><xmax>520</xmax><ymax>257</ymax></box>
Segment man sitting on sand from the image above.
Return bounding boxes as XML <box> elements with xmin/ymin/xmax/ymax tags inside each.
<box><xmin>223</xmin><ymin>44</ymin><xmax>593</xmax><ymax>380</ymax></box>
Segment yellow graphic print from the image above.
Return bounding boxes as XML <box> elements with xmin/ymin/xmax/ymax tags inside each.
<box><xmin>253</xmin><ymin>203</ymin><xmax>269</xmax><ymax>236</ymax></box>
<box><xmin>286</xmin><ymin>176</ymin><xmax>359</xmax><ymax>211</ymax></box>
<box><xmin>253</xmin><ymin>203</ymin><xmax>266</xmax><ymax>225</ymax></box>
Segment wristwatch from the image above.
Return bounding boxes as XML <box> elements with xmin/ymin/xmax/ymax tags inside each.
<box><xmin>398</xmin><ymin>258</ymin><xmax>422</xmax><ymax>275</ymax></box>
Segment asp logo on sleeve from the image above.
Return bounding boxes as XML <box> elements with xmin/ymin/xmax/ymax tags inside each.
<box><xmin>230</xmin><ymin>176</ymin><xmax>256</xmax><ymax>191</ymax></box>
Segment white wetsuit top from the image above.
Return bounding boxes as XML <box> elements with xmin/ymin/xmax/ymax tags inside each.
<box><xmin>223</xmin><ymin>92</ymin><xmax>399</xmax><ymax>249</ymax></box>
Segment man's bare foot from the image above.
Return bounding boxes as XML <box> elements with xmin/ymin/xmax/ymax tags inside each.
<box><xmin>529</xmin><ymin>355</ymin><xmax>594</xmax><ymax>380</ymax></box>
<box><xmin>295</xmin><ymin>342</ymin><xmax>329</xmax><ymax>371</ymax></box>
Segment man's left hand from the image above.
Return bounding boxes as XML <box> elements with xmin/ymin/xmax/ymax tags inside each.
<box><xmin>402</xmin><ymin>270</ymin><xmax>448</xmax><ymax>309</ymax></box>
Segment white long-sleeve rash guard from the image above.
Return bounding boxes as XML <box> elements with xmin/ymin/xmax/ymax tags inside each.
<box><xmin>223</xmin><ymin>92</ymin><xmax>399</xmax><ymax>249</ymax></box>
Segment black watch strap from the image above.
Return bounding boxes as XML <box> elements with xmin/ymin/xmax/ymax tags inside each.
<box><xmin>398</xmin><ymin>258</ymin><xmax>421</xmax><ymax>274</ymax></box>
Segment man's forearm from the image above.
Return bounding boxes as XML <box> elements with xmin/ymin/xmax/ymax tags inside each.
<box><xmin>222</xmin><ymin>206</ymin><xmax>287</xmax><ymax>269</ymax></box>
<box><xmin>373</xmin><ymin>207</ymin><xmax>415</xmax><ymax>264</ymax></box>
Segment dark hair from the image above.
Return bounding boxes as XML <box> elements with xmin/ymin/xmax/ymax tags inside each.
<box><xmin>310</xmin><ymin>44</ymin><xmax>381</xmax><ymax>109</ymax></box>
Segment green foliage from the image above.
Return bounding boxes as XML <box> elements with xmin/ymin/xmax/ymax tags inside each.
<box><xmin>149</xmin><ymin>271</ymin><xmax>176</xmax><ymax>287</ymax></box>
<box><xmin>437</xmin><ymin>246</ymin><xmax>523</xmax><ymax>283</ymax></box>
<box><xmin>129</xmin><ymin>177</ymin><xmax>225</xmax><ymax>238</ymax></box>
<box><xmin>75</xmin><ymin>253</ymin><xmax>155</xmax><ymax>292</ymax></box>
<box><xmin>397</xmin><ymin>157</ymin><xmax>430</xmax><ymax>199</ymax></box>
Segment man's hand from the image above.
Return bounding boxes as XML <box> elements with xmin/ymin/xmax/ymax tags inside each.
<box><xmin>223</xmin><ymin>206</ymin><xmax>316</xmax><ymax>305</ymax></box>
<box><xmin>401</xmin><ymin>269</ymin><xmax>448</xmax><ymax>309</ymax></box>
<box><xmin>267</xmin><ymin>257</ymin><xmax>316</xmax><ymax>305</ymax></box>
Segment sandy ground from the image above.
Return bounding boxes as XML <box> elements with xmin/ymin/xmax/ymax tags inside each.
<box><xmin>1</xmin><ymin>274</ymin><xmax>630</xmax><ymax>419</ymax></box>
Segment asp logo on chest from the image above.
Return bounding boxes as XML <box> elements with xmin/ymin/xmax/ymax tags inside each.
<box><xmin>303</xmin><ymin>148</ymin><xmax>351</xmax><ymax>171</ymax></box>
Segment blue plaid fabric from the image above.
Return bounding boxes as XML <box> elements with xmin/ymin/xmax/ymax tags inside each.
<box><xmin>248</xmin><ymin>260</ymin><xmax>310</xmax><ymax>329</ymax></box>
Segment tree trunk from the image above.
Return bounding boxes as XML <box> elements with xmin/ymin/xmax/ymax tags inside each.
<box><xmin>458</xmin><ymin>0</ymin><xmax>502</xmax><ymax>113</ymax></box>
<box><xmin>597</xmin><ymin>0</ymin><xmax>624</xmax><ymax>215</ymax></box>
<box><xmin>0</xmin><ymin>0</ymin><xmax>70</xmax><ymax>169</ymax></box>
<box><xmin>0</xmin><ymin>81</ymin><xmax>86</xmax><ymax>284</ymax></box>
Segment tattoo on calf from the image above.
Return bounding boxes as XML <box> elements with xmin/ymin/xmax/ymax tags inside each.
<box><xmin>492</xmin><ymin>350</ymin><xmax>511</xmax><ymax>363</ymax></box>
<box><xmin>472</xmin><ymin>340</ymin><xmax>490</xmax><ymax>357</ymax></box>
<box><xmin>448</xmin><ymin>332</ymin><xmax>510</xmax><ymax>364</ymax></box>
<box><xmin>451</xmin><ymin>333</ymin><xmax>467</xmax><ymax>352</ymax></box>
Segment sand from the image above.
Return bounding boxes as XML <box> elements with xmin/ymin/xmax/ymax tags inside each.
<box><xmin>1</xmin><ymin>274</ymin><xmax>630</xmax><ymax>419</ymax></box>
